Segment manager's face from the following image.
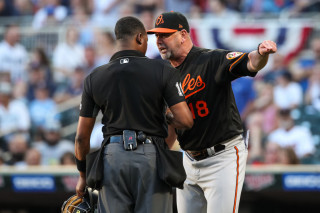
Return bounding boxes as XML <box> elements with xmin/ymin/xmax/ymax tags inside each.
<box><xmin>155</xmin><ymin>31</ymin><xmax>182</xmax><ymax>60</ymax></box>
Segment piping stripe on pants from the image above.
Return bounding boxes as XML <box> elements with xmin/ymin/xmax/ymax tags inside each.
<box><xmin>233</xmin><ymin>146</ymin><xmax>240</xmax><ymax>213</ymax></box>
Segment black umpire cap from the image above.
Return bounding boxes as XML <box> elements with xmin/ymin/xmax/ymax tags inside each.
<box><xmin>147</xmin><ymin>11</ymin><xmax>190</xmax><ymax>34</ymax></box>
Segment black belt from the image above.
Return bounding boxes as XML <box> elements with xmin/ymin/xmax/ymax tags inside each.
<box><xmin>110</xmin><ymin>135</ymin><xmax>153</xmax><ymax>144</ymax></box>
<box><xmin>186</xmin><ymin>144</ymin><xmax>225</xmax><ymax>161</ymax></box>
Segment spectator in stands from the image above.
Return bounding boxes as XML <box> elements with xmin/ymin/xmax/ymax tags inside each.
<box><xmin>29</xmin><ymin>47</ymin><xmax>53</xmax><ymax>84</ymax></box>
<box><xmin>66</xmin><ymin>2</ymin><xmax>95</xmax><ymax>46</ymax></box>
<box><xmin>204</xmin><ymin>0</ymin><xmax>240</xmax><ymax>21</ymax></box>
<box><xmin>60</xmin><ymin>151</ymin><xmax>75</xmax><ymax>165</ymax></box>
<box><xmin>53</xmin><ymin>66</ymin><xmax>85</xmax><ymax>103</ymax></box>
<box><xmin>225</xmin><ymin>0</ymin><xmax>241</xmax><ymax>11</ymax></box>
<box><xmin>242</xmin><ymin>0</ymin><xmax>290</xmax><ymax>15</ymax></box>
<box><xmin>83</xmin><ymin>45</ymin><xmax>99</xmax><ymax>74</ymax></box>
<box><xmin>165</xmin><ymin>0</ymin><xmax>192</xmax><ymax>14</ymax></box>
<box><xmin>305</xmin><ymin>63</ymin><xmax>320</xmax><ymax>111</ymax></box>
<box><xmin>140</xmin><ymin>10</ymin><xmax>160</xmax><ymax>59</ymax></box>
<box><xmin>280</xmin><ymin>0</ymin><xmax>320</xmax><ymax>18</ymax></box>
<box><xmin>32</xmin><ymin>0</ymin><xmax>68</xmax><ymax>29</ymax></box>
<box><xmin>232</xmin><ymin>76</ymin><xmax>256</xmax><ymax>121</ymax></box>
<box><xmin>52</xmin><ymin>26</ymin><xmax>85</xmax><ymax>89</ymax></box>
<box><xmin>253</xmin><ymin>82</ymin><xmax>278</xmax><ymax>134</ymax></box>
<box><xmin>12</xmin><ymin>80</ymin><xmax>28</xmax><ymax>105</ymax></box>
<box><xmin>246</xmin><ymin>82</ymin><xmax>279</xmax><ymax>163</ymax></box>
<box><xmin>311</xmin><ymin>37</ymin><xmax>320</xmax><ymax>63</ymax></box>
<box><xmin>262</xmin><ymin>53</ymin><xmax>287</xmax><ymax>85</ymax></box>
<box><xmin>14</xmin><ymin>0</ymin><xmax>34</xmax><ymax>16</ymax></box>
<box><xmin>29</xmin><ymin>83</ymin><xmax>59</xmax><ymax>139</ymax></box>
<box><xmin>193</xmin><ymin>0</ymin><xmax>208</xmax><ymax>13</ymax></box>
<box><xmin>290</xmin><ymin>37</ymin><xmax>320</xmax><ymax>92</ymax></box>
<box><xmin>70</xmin><ymin>8</ymin><xmax>95</xmax><ymax>46</ymax></box>
<box><xmin>64</xmin><ymin>66</ymin><xmax>85</xmax><ymax>97</ymax></box>
<box><xmin>0</xmin><ymin>81</ymin><xmax>31</xmax><ymax>144</ymax></box>
<box><xmin>94</xmin><ymin>30</ymin><xmax>115</xmax><ymax>66</ymax></box>
<box><xmin>268</xmin><ymin>109</ymin><xmax>315</xmax><ymax>161</ymax></box>
<box><xmin>26</xmin><ymin>64</ymin><xmax>55</xmax><ymax>101</ymax></box>
<box><xmin>91</xmin><ymin>0</ymin><xmax>125</xmax><ymax>27</ymax></box>
<box><xmin>279</xmin><ymin>146</ymin><xmax>300</xmax><ymax>164</ymax></box>
<box><xmin>263</xmin><ymin>142</ymin><xmax>281</xmax><ymax>164</ymax></box>
<box><xmin>33</xmin><ymin>121</ymin><xmax>74</xmax><ymax>165</ymax></box>
<box><xmin>0</xmin><ymin>150</ymin><xmax>4</xmax><ymax>165</ymax></box>
<box><xmin>273</xmin><ymin>70</ymin><xmax>303</xmax><ymax>110</ymax></box>
<box><xmin>5</xmin><ymin>133</ymin><xmax>29</xmax><ymax>166</ymax></box>
<box><xmin>24</xmin><ymin>148</ymin><xmax>42</xmax><ymax>166</ymax></box>
<box><xmin>68</xmin><ymin>0</ymin><xmax>92</xmax><ymax>16</ymax></box>
<box><xmin>256</xmin><ymin>141</ymin><xmax>300</xmax><ymax>165</ymax></box>
<box><xmin>0</xmin><ymin>0</ymin><xmax>16</xmax><ymax>16</ymax></box>
<box><xmin>133</xmin><ymin>0</ymin><xmax>164</xmax><ymax>14</ymax></box>
<box><xmin>189</xmin><ymin>4</ymin><xmax>202</xmax><ymax>19</ymax></box>
<box><xmin>118</xmin><ymin>1</ymin><xmax>135</xmax><ymax>17</ymax></box>
<box><xmin>26</xmin><ymin>47</ymin><xmax>55</xmax><ymax>101</ymax></box>
<box><xmin>0</xmin><ymin>24</ymin><xmax>29</xmax><ymax>83</ymax></box>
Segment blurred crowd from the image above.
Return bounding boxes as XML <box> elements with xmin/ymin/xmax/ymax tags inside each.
<box><xmin>1</xmin><ymin>0</ymin><xmax>320</xmax><ymax>21</ymax></box>
<box><xmin>0</xmin><ymin>0</ymin><xmax>320</xmax><ymax>168</ymax></box>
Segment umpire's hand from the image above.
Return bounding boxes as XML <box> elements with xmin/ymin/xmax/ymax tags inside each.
<box><xmin>76</xmin><ymin>171</ymin><xmax>87</xmax><ymax>197</ymax></box>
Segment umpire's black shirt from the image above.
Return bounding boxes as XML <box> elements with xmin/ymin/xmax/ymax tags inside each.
<box><xmin>79</xmin><ymin>50</ymin><xmax>185</xmax><ymax>138</ymax></box>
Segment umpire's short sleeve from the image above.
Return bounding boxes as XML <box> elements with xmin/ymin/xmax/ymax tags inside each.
<box><xmin>162</xmin><ymin>64</ymin><xmax>186</xmax><ymax>107</ymax></box>
<box><xmin>79</xmin><ymin>76</ymin><xmax>100</xmax><ymax>118</ymax></box>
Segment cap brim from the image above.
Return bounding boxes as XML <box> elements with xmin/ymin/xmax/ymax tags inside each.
<box><xmin>147</xmin><ymin>28</ymin><xmax>178</xmax><ymax>34</ymax></box>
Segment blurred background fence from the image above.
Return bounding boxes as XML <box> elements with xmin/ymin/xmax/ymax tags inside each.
<box><xmin>1</xmin><ymin>0</ymin><xmax>320</xmax><ymax>212</ymax></box>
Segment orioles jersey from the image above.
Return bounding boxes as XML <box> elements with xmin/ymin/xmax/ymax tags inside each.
<box><xmin>176</xmin><ymin>46</ymin><xmax>257</xmax><ymax>151</ymax></box>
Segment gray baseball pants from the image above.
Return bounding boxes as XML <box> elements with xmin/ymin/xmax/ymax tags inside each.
<box><xmin>98</xmin><ymin>142</ymin><xmax>173</xmax><ymax>213</ymax></box>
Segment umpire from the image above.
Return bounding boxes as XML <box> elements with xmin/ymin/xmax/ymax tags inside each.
<box><xmin>74</xmin><ymin>16</ymin><xmax>193</xmax><ymax>213</ymax></box>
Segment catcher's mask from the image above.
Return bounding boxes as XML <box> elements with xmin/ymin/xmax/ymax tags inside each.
<box><xmin>61</xmin><ymin>187</ymin><xmax>98</xmax><ymax>213</ymax></box>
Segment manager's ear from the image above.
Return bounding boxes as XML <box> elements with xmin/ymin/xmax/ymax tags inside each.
<box><xmin>136</xmin><ymin>33</ymin><xmax>142</xmax><ymax>45</ymax></box>
<box><xmin>181</xmin><ymin>29</ymin><xmax>188</xmax><ymax>44</ymax></box>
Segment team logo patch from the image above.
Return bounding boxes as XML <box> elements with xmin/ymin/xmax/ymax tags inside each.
<box><xmin>226</xmin><ymin>52</ymin><xmax>243</xmax><ymax>60</ymax></box>
<box><xmin>156</xmin><ymin>15</ymin><xmax>164</xmax><ymax>25</ymax></box>
<box><xmin>120</xmin><ymin>58</ymin><xmax>129</xmax><ymax>64</ymax></box>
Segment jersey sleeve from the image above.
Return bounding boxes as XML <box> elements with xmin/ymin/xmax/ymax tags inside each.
<box><xmin>162</xmin><ymin>64</ymin><xmax>186</xmax><ymax>107</ymax></box>
<box><xmin>79</xmin><ymin>75</ymin><xmax>100</xmax><ymax>118</ymax></box>
<box><xmin>215</xmin><ymin>50</ymin><xmax>257</xmax><ymax>82</ymax></box>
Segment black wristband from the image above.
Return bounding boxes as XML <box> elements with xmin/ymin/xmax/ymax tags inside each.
<box><xmin>75</xmin><ymin>157</ymin><xmax>86</xmax><ymax>172</ymax></box>
<box><xmin>257</xmin><ymin>43</ymin><xmax>263</xmax><ymax>56</ymax></box>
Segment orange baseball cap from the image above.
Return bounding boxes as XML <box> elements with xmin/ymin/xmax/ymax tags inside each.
<box><xmin>147</xmin><ymin>12</ymin><xmax>190</xmax><ymax>34</ymax></box>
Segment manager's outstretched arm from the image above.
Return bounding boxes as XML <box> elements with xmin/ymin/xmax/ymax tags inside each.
<box><xmin>247</xmin><ymin>40</ymin><xmax>277</xmax><ymax>72</ymax></box>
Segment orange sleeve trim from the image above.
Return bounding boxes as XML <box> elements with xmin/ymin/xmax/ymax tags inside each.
<box><xmin>229</xmin><ymin>53</ymin><xmax>247</xmax><ymax>72</ymax></box>
<box><xmin>233</xmin><ymin>146</ymin><xmax>240</xmax><ymax>213</ymax></box>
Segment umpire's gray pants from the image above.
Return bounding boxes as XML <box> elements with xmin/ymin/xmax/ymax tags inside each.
<box><xmin>98</xmin><ymin>142</ymin><xmax>173</xmax><ymax>213</ymax></box>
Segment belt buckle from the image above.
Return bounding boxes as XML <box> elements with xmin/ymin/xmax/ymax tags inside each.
<box><xmin>187</xmin><ymin>150</ymin><xmax>208</xmax><ymax>161</ymax></box>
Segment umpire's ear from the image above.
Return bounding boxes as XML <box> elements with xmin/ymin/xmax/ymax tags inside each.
<box><xmin>136</xmin><ymin>33</ymin><xmax>142</xmax><ymax>45</ymax></box>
